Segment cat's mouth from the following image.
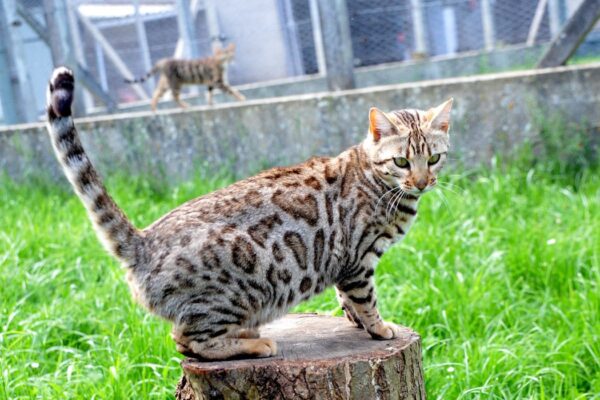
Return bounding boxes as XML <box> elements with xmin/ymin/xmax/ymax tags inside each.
<box><xmin>401</xmin><ymin>184</ymin><xmax>435</xmax><ymax>195</ymax></box>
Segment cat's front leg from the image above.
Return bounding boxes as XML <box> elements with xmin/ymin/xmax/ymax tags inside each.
<box><xmin>218</xmin><ymin>83</ymin><xmax>246</xmax><ymax>101</ymax></box>
<box><xmin>335</xmin><ymin>287</ymin><xmax>363</xmax><ymax>328</ymax></box>
<box><xmin>205</xmin><ymin>86</ymin><xmax>214</xmax><ymax>105</ymax></box>
<box><xmin>336</xmin><ymin>274</ymin><xmax>401</xmax><ymax>340</ymax></box>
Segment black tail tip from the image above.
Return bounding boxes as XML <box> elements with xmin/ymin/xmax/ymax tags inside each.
<box><xmin>47</xmin><ymin>67</ymin><xmax>75</xmax><ymax>119</ymax></box>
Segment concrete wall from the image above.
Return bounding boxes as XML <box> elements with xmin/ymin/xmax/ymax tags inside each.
<box><xmin>1</xmin><ymin>63</ymin><xmax>598</xmax><ymax>185</ymax></box>
<box><xmin>108</xmin><ymin>44</ymin><xmax>546</xmax><ymax>114</ymax></box>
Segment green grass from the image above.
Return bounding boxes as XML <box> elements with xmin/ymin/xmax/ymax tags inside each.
<box><xmin>568</xmin><ymin>55</ymin><xmax>600</xmax><ymax>66</ymax></box>
<box><xmin>1</xmin><ymin>162</ymin><xmax>598</xmax><ymax>399</ymax></box>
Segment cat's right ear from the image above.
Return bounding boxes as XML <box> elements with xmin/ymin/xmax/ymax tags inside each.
<box><xmin>369</xmin><ymin>107</ymin><xmax>395</xmax><ymax>142</ymax></box>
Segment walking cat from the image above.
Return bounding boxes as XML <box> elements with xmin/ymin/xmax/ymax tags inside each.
<box><xmin>46</xmin><ymin>67</ymin><xmax>453</xmax><ymax>360</ymax></box>
<box><xmin>125</xmin><ymin>43</ymin><xmax>245</xmax><ymax>111</ymax></box>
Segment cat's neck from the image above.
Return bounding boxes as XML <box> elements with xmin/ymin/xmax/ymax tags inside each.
<box><xmin>333</xmin><ymin>144</ymin><xmax>421</xmax><ymax>202</ymax></box>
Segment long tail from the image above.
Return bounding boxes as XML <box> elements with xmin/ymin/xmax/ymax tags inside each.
<box><xmin>46</xmin><ymin>67</ymin><xmax>143</xmax><ymax>266</ymax></box>
<box><xmin>124</xmin><ymin>64</ymin><xmax>159</xmax><ymax>84</ymax></box>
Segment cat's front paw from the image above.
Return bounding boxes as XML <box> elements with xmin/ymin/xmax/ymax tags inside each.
<box><xmin>369</xmin><ymin>321</ymin><xmax>402</xmax><ymax>340</ymax></box>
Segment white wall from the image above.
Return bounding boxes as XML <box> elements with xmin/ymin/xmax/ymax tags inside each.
<box><xmin>216</xmin><ymin>0</ymin><xmax>292</xmax><ymax>84</ymax></box>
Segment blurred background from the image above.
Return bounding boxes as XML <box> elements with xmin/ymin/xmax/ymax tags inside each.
<box><xmin>1</xmin><ymin>0</ymin><xmax>599</xmax><ymax>123</ymax></box>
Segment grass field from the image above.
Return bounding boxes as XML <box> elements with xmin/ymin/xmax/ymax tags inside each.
<box><xmin>1</xmin><ymin>159</ymin><xmax>598</xmax><ymax>399</ymax></box>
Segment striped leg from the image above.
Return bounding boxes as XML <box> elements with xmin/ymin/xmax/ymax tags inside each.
<box><xmin>218</xmin><ymin>83</ymin><xmax>245</xmax><ymax>102</ymax></box>
<box><xmin>188</xmin><ymin>337</ymin><xmax>276</xmax><ymax>360</ymax></box>
<box><xmin>205</xmin><ymin>86</ymin><xmax>214</xmax><ymax>106</ymax></box>
<box><xmin>171</xmin><ymin>305</ymin><xmax>271</xmax><ymax>360</ymax></box>
<box><xmin>171</xmin><ymin>87</ymin><xmax>190</xmax><ymax>109</ymax></box>
<box><xmin>336</xmin><ymin>287</ymin><xmax>363</xmax><ymax>328</ymax></box>
<box><xmin>151</xmin><ymin>77</ymin><xmax>169</xmax><ymax>111</ymax></box>
<box><xmin>336</xmin><ymin>276</ymin><xmax>401</xmax><ymax>340</ymax></box>
<box><xmin>228</xmin><ymin>328</ymin><xmax>260</xmax><ymax>339</ymax></box>
<box><xmin>173</xmin><ymin>326</ymin><xmax>274</xmax><ymax>359</ymax></box>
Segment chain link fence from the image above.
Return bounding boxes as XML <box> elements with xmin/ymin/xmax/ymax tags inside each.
<box><xmin>3</xmin><ymin>0</ymin><xmax>600</xmax><ymax>120</ymax></box>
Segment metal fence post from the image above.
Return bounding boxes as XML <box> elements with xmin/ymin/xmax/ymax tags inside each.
<box><xmin>44</xmin><ymin>0</ymin><xmax>91</xmax><ymax>115</ymax></box>
<box><xmin>481</xmin><ymin>0</ymin><xmax>495</xmax><ymax>51</ymax></box>
<box><xmin>175</xmin><ymin>0</ymin><xmax>199</xmax><ymax>59</ymax></box>
<box><xmin>65</xmin><ymin>0</ymin><xmax>93</xmax><ymax>113</ymax></box>
<box><xmin>0</xmin><ymin>0</ymin><xmax>36</xmax><ymax>123</ymax></box>
<box><xmin>547</xmin><ymin>0</ymin><xmax>561</xmax><ymax>39</ymax></box>
<box><xmin>204</xmin><ymin>0</ymin><xmax>221</xmax><ymax>51</ymax></box>
<box><xmin>133</xmin><ymin>0</ymin><xmax>154</xmax><ymax>90</ymax></box>
<box><xmin>308</xmin><ymin>0</ymin><xmax>326</xmax><ymax>75</ymax></box>
<box><xmin>317</xmin><ymin>0</ymin><xmax>355</xmax><ymax>91</ymax></box>
<box><xmin>410</xmin><ymin>0</ymin><xmax>428</xmax><ymax>56</ymax></box>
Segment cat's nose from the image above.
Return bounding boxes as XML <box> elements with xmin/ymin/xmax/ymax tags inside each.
<box><xmin>415</xmin><ymin>179</ymin><xmax>428</xmax><ymax>191</ymax></box>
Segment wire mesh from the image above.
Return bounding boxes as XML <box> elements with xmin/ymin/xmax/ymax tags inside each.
<box><xmin>6</xmin><ymin>0</ymin><xmax>600</xmax><ymax>118</ymax></box>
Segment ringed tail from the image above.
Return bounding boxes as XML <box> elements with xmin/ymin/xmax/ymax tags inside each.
<box><xmin>124</xmin><ymin>64</ymin><xmax>159</xmax><ymax>84</ymax></box>
<box><xmin>46</xmin><ymin>67</ymin><xmax>143</xmax><ymax>266</ymax></box>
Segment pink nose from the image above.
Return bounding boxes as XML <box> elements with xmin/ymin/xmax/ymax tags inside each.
<box><xmin>415</xmin><ymin>179</ymin><xmax>428</xmax><ymax>191</ymax></box>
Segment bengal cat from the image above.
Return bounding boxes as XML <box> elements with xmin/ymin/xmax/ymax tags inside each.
<box><xmin>46</xmin><ymin>67</ymin><xmax>453</xmax><ymax>360</ymax></box>
<box><xmin>125</xmin><ymin>43</ymin><xmax>245</xmax><ymax>111</ymax></box>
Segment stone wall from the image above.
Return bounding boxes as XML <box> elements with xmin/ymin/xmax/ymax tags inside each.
<box><xmin>1</xmin><ymin>63</ymin><xmax>598</xmax><ymax>185</ymax></box>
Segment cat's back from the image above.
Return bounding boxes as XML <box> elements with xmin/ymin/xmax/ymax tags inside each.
<box><xmin>143</xmin><ymin>156</ymin><xmax>335</xmax><ymax>244</ymax></box>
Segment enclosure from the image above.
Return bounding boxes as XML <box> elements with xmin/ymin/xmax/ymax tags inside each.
<box><xmin>1</xmin><ymin>0</ymin><xmax>599</xmax><ymax>399</ymax></box>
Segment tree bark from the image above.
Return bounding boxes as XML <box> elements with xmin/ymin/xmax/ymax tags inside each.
<box><xmin>176</xmin><ymin>313</ymin><xmax>425</xmax><ymax>400</ymax></box>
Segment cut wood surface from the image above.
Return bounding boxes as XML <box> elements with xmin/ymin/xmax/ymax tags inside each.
<box><xmin>177</xmin><ymin>313</ymin><xmax>425</xmax><ymax>400</ymax></box>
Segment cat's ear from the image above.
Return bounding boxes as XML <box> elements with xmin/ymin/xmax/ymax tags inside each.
<box><xmin>427</xmin><ymin>98</ymin><xmax>453</xmax><ymax>134</ymax></box>
<box><xmin>369</xmin><ymin>107</ymin><xmax>395</xmax><ymax>142</ymax></box>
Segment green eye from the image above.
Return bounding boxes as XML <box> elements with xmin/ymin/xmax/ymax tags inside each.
<box><xmin>394</xmin><ymin>157</ymin><xmax>409</xmax><ymax>168</ymax></box>
<box><xmin>428</xmin><ymin>154</ymin><xmax>441</xmax><ymax>165</ymax></box>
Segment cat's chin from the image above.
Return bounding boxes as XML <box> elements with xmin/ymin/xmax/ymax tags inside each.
<box><xmin>403</xmin><ymin>187</ymin><xmax>434</xmax><ymax>196</ymax></box>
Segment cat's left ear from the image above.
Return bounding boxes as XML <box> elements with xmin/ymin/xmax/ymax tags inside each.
<box><xmin>369</xmin><ymin>107</ymin><xmax>396</xmax><ymax>142</ymax></box>
<box><xmin>427</xmin><ymin>98</ymin><xmax>453</xmax><ymax>134</ymax></box>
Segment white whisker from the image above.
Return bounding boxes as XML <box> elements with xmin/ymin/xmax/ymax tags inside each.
<box><xmin>375</xmin><ymin>186</ymin><xmax>399</xmax><ymax>216</ymax></box>
<box><xmin>387</xmin><ymin>187</ymin><xmax>408</xmax><ymax>223</ymax></box>
<box><xmin>385</xmin><ymin>189</ymin><xmax>402</xmax><ymax>222</ymax></box>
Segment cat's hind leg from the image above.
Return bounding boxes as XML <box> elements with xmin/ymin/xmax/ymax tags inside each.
<box><xmin>228</xmin><ymin>328</ymin><xmax>260</xmax><ymax>339</ymax></box>
<box><xmin>171</xmin><ymin>308</ymin><xmax>272</xmax><ymax>359</ymax></box>
<box><xmin>171</xmin><ymin>87</ymin><xmax>191</xmax><ymax>109</ymax></box>
<box><xmin>173</xmin><ymin>326</ymin><xmax>274</xmax><ymax>359</ymax></box>
<box><xmin>191</xmin><ymin>337</ymin><xmax>276</xmax><ymax>360</ymax></box>
<box><xmin>151</xmin><ymin>76</ymin><xmax>169</xmax><ymax>111</ymax></box>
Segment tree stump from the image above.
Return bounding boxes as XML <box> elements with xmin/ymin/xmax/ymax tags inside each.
<box><xmin>176</xmin><ymin>313</ymin><xmax>425</xmax><ymax>400</ymax></box>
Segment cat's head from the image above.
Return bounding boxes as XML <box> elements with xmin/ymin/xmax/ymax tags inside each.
<box><xmin>214</xmin><ymin>43</ymin><xmax>236</xmax><ymax>62</ymax></box>
<box><xmin>363</xmin><ymin>99</ymin><xmax>453</xmax><ymax>195</ymax></box>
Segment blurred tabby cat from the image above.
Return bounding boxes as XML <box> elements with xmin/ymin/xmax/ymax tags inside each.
<box><xmin>125</xmin><ymin>43</ymin><xmax>245</xmax><ymax>111</ymax></box>
<box><xmin>47</xmin><ymin>66</ymin><xmax>453</xmax><ymax>360</ymax></box>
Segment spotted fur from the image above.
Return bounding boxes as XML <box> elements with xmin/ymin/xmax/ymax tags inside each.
<box><xmin>125</xmin><ymin>43</ymin><xmax>245</xmax><ymax>111</ymax></box>
<box><xmin>46</xmin><ymin>67</ymin><xmax>453</xmax><ymax>360</ymax></box>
